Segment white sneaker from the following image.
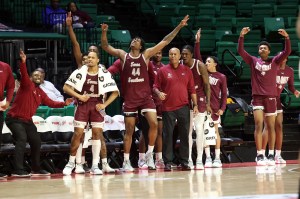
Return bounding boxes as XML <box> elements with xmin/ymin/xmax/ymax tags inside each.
<box><xmin>212</xmin><ymin>158</ymin><xmax>222</xmax><ymax>168</ymax></box>
<box><xmin>188</xmin><ymin>160</ymin><xmax>194</xmax><ymax>169</ymax></box>
<box><xmin>204</xmin><ymin>157</ymin><xmax>213</xmax><ymax>168</ymax></box>
<box><xmin>195</xmin><ymin>160</ymin><xmax>204</xmax><ymax>170</ymax></box>
<box><xmin>145</xmin><ymin>152</ymin><xmax>156</xmax><ymax>170</ymax></box>
<box><xmin>275</xmin><ymin>155</ymin><xmax>286</xmax><ymax>164</ymax></box>
<box><xmin>74</xmin><ymin>163</ymin><xmax>85</xmax><ymax>174</ymax></box>
<box><xmin>102</xmin><ymin>162</ymin><xmax>116</xmax><ymax>173</ymax></box>
<box><xmin>267</xmin><ymin>154</ymin><xmax>275</xmax><ymax>166</ymax></box>
<box><xmin>122</xmin><ymin>160</ymin><xmax>134</xmax><ymax>172</ymax></box>
<box><xmin>138</xmin><ymin>159</ymin><xmax>148</xmax><ymax>169</ymax></box>
<box><xmin>63</xmin><ymin>162</ymin><xmax>75</xmax><ymax>175</ymax></box>
<box><xmin>90</xmin><ymin>165</ymin><xmax>103</xmax><ymax>175</ymax></box>
<box><xmin>155</xmin><ymin>159</ymin><xmax>165</xmax><ymax>169</ymax></box>
<box><xmin>256</xmin><ymin>154</ymin><xmax>267</xmax><ymax>166</ymax></box>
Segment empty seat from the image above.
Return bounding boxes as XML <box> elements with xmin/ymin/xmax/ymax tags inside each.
<box><xmin>237</xmin><ymin>0</ymin><xmax>255</xmax><ymax>17</ymax></box>
<box><xmin>252</xmin><ymin>4</ymin><xmax>273</xmax><ymax>28</ymax></box>
<box><xmin>193</xmin><ymin>16</ymin><xmax>215</xmax><ymax>30</ymax></box>
<box><xmin>197</xmin><ymin>4</ymin><xmax>216</xmax><ymax>17</ymax></box>
<box><xmin>274</xmin><ymin>5</ymin><xmax>298</xmax><ymax>25</ymax></box>
<box><xmin>216</xmin><ymin>41</ymin><xmax>237</xmax><ymax>66</ymax></box>
<box><xmin>220</xmin><ymin>5</ymin><xmax>236</xmax><ymax>18</ymax></box>
<box><xmin>215</xmin><ymin>17</ymin><xmax>233</xmax><ymax>31</ymax></box>
<box><xmin>197</xmin><ymin>30</ymin><xmax>216</xmax><ymax>52</ymax></box>
<box><xmin>264</xmin><ymin>17</ymin><xmax>285</xmax><ymax>42</ymax></box>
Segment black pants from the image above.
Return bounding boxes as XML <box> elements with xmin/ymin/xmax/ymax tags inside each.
<box><xmin>162</xmin><ymin>105</ymin><xmax>190</xmax><ymax>165</ymax></box>
<box><xmin>5</xmin><ymin>116</ymin><xmax>41</xmax><ymax>172</ymax></box>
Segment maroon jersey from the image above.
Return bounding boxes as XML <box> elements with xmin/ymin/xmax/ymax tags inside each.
<box><xmin>121</xmin><ymin>53</ymin><xmax>152</xmax><ymax>105</ymax></box>
<box><xmin>80</xmin><ymin>73</ymin><xmax>99</xmax><ymax>98</ymax></box>
<box><xmin>154</xmin><ymin>64</ymin><xmax>196</xmax><ymax>111</ymax></box>
<box><xmin>150</xmin><ymin>61</ymin><xmax>164</xmax><ymax>105</ymax></box>
<box><xmin>238</xmin><ymin>37</ymin><xmax>291</xmax><ymax>97</ymax></box>
<box><xmin>276</xmin><ymin>66</ymin><xmax>296</xmax><ymax>96</ymax></box>
<box><xmin>209</xmin><ymin>72</ymin><xmax>227</xmax><ymax>112</ymax></box>
<box><xmin>0</xmin><ymin>61</ymin><xmax>15</xmax><ymax>103</ymax></box>
<box><xmin>189</xmin><ymin>59</ymin><xmax>205</xmax><ymax>97</ymax></box>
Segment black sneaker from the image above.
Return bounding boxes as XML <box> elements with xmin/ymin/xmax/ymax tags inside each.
<box><xmin>256</xmin><ymin>154</ymin><xmax>266</xmax><ymax>166</ymax></box>
<box><xmin>82</xmin><ymin>162</ymin><xmax>90</xmax><ymax>173</ymax></box>
<box><xmin>11</xmin><ymin>170</ymin><xmax>31</xmax><ymax>177</ymax></box>
<box><xmin>31</xmin><ymin>170</ymin><xmax>51</xmax><ymax>176</ymax></box>
<box><xmin>0</xmin><ymin>173</ymin><xmax>7</xmax><ymax>178</ymax></box>
<box><xmin>164</xmin><ymin>163</ymin><xmax>172</xmax><ymax>171</ymax></box>
<box><xmin>181</xmin><ymin>163</ymin><xmax>192</xmax><ymax>171</ymax></box>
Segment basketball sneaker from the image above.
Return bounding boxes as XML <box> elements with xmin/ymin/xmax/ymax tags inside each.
<box><xmin>75</xmin><ymin>163</ymin><xmax>85</xmax><ymax>174</ymax></box>
<box><xmin>267</xmin><ymin>154</ymin><xmax>275</xmax><ymax>166</ymax></box>
<box><xmin>204</xmin><ymin>157</ymin><xmax>213</xmax><ymax>168</ymax></box>
<box><xmin>138</xmin><ymin>159</ymin><xmax>148</xmax><ymax>169</ymax></box>
<box><xmin>275</xmin><ymin>155</ymin><xmax>286</xmax><ymax>164</ymax></box>
<box><xmin>102</xmin><ymin>162</ymin><xmax>116</xmax><ymax>173</ymax></box>
<box><xmin>145</xmin><ymin>152</ymin><xmax>156</xmax><ymax>170</ymax></box>
<box><xmin>122</xmin><ymin>160</ymin><xmax>134</xmax><ymax>172</ymax></box>
<box><xmin>212</xmin><ymin>158</ymin><xmax>222</xmax><ymax>168</ymax></box>
<box><xmin>155</xmin><ymin>159</ymin><xmax>165</xmax><ymax>169</ymax></box>
<box><xmin>195</xmin><ymin>160</ymin><xmax>204</xmax><ymax>170</ymax></box>
<box><xmin>63</xmin><ymin>162</ymin><xmax>75</xmax><ymax>175</ymax></box>
<box><xmin>90</xmin><ymin>165</ymin><xmax>103</xmax><ymax>175</ymax></box>
<box><xmin>256</xmin><ymin>154</ymin><xmax>267</xmax><ymax>166</ymax></box>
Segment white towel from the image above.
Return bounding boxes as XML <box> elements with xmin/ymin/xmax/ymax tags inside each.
<box><xmin>65</xmin><ymin>65</ymin><xmax>119</xmax><ymax>95</ymax></box>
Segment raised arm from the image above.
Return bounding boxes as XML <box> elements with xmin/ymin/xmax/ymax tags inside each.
<box><xmin>144</xmin><ymin>15</ymin><xmax>189</xmax><ymax>59</ymax></box>
<box><xmin>198</xmin><ymin>61</ymin><xmax>212</xmax><ymax>113</ymax></box>
<box><xmin>66</xmin><ymin>12</ymin><xmax>83</xmax><ymax>68</ymax></box>
<box><xmin>194</xmin><ymin>28</ymin><xmax>203</xmax><ymax>62</ymax></box>
<box><xmin>101</xmin><ymin>23</ymin><xmax>126</xmax><ymax>61</ymax></box>
<box><xmin>273</xmin><ymin>29</ymin><xmax>291</xmax><ymax>64</ymax></box>
<box><xmin>19</xmin><ymin>50</ymin><xmax>32</xmax><ymax>88</ymax></box>
<box><xmin>237</xmin><ymin>27</ymin><xmax>253</xmax><ymax>65</ymax></box>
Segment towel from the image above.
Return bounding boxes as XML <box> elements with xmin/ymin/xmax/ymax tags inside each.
<box><xmin>65</xmin><ymin>65</ymin><xmax>119</xmax><ymax>95</ymax></box>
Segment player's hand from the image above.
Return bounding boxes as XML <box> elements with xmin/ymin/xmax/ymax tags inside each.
<box><xmin>101</xmin><ymin>23</ymin><xmax>109</xmax><ymax>32</ymax></box>
<box><xmin>79</xmin><ymin>95</ymin><xmax>90</xmax><ymax>102</ymax></box>
<box><xmin>216</xmin><ymin>109</ymin><xmax>224</xmax><ymax>116</ymax></box>
<box><xmin>19</xmin><ymin>49</ymin><xmax>26</xmax><ymax>63</ymax></box>
<box><xmin>206</xmin><ymin>104</ymin><xmax>212</xmax><ymax>114</ymax></box>
<box><xmin>195</xmin><ymin>28</ymin><xmax>201</xmax><ymax>43</ymax></box>
<box><xmin>294</xmin><ymin>90</ymin><xmax>300</xmax><ymax>98</ymax></box>
<box><xmin>158</xmin><ymin>91</ymin><xmax>167</xmax><ymax>100</ymax></box>
<box><xmin>179</xmin><ymin>15</ymin><xmax>189</xmax><ymax>27</ymax></box>
<box><xmin>66</xmin><ymin>12</ymin><xmax>72</xmax><ymax>27</ymax></box>
<box><xmin>0</xmin><ymin>101</ymin><xmax>10</xmax><ymax>111</ymax></box>
<box><xmin>96</xmin><ymin>103</ymin><xmax>106</xmax><ymax>111</ymax></box>
<box><xmin>240</xmin><ymin>27</ymin><xmax>250</xmax><ymax>37</ymax></box>
<box><xmin>278</xmin><ymin>29</ymin><xmax>289</xmax><ymax>38</ymax></box>
<box><xmin>65</xmin><ymin>98</ymin><xmax>74</xmax><ymax>106</ymax></box>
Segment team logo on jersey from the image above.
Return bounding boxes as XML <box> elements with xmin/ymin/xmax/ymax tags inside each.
<box><xmin>167</xmin><ymin>73</ymin><xmax>172</xmax><ymax>78</ymax></box>
<box><xmin>99</xmin><ymin>76</ymin><xmax>104</xmax><ymax>82</ymax></box>
<box><xmin>181</xmin><ymin>72</ymin><xmax>185</xmax><ymax>76</ymax></box>
<box><xmin>255</xmin><ymin>62</ymin><xmax>271</xmax><ymax>75</ymax></box>
<box><xmin>76</xmin><ymin>73</ymin><xmax>82</xmax><ymax>80</ymax></box>
<box><xmin>102</xmin><ymin>68</ymin><xmax>108</xmax><ymax>73</ymax></box>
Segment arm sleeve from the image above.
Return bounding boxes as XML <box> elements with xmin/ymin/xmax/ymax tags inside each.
<box><xmin>40</xmin><ymin>90</ymin><xmax>65</xmax><ymax>108</ymax></box>
<box><xmin>108</xmin><ymin>59</ymin><xmax>121</xmax><ymax>75</ymax></box>
<box><xmin>5</xmin><ymin>65</ymin><xmax>15</xmax><ymax>103</ymax></box>
<box><xmin>194</xmin><ymin>42</ymin><xmax>203</xmax><ymax>62</ymax></box>
<box><xmin>287</xmin><ymin>68</ymin><xmax>296</xmax><ymax>93</ymax></box>
<box><xmin>19</xmin><ymin>62</ymin><xmax>32</xmax><ymax>88</ymax></box>
<box><xmin>237</xmin><ymin>37</ymin><xmax>254</xmax><ymax>65</ymax></box>
<box><xmin>220</xmin><ymin>75</ymin><xmax>228</xmax><ymax>111</ymax></box>
<box><xmin>273</xmin><ymin>38</ymin><xmax>291</xmax><ymax>64</ymax></box>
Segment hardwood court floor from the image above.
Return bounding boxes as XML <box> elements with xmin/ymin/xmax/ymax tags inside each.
<box><xmin>0</xmin><ymin>162</ymin><xmax>298</xmax><ymax>199</ymax></box>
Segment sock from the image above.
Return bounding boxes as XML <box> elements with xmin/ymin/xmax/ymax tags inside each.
<box><xmin>269</xmin><ymin>150</ymin><xmax>274</xmax><ymax>156</ymax></box>
<box><xmin>188</xmin><ymin>111</ymin><xmax>194</xmax><ymax>161</ymax></box>
<box><xmin>275</xmin><ymin>150</ymin><xmax>281</xmax><ymax>157</ymax></box>
<box><xmin>92</xmin><ymin>140</ymin><xmax>101</xmax><ymax>166</ymax></box>
<box><xmin>205</xmin><ymin>147</ymin><xmax>211</xmax><ymax>158</ymax></box>
<box><xmin>102</xmin><ymin>158</ymin><xmax>107</xmax><ymax>164</ymax></box>
<box><xmin>215</xmin><ymin>149</ymin><xmax>220</xmax><ymax>159</ymax></box>
<box><xmin>257</xmin><ymin>150</ymin><xmax>263</xmax><ymax>155</ymax></box>
<box><xmin>147</xmin><ymin>145</ymin><xmax>154</xmax><ymax>154</ymax></box>
<box><xmin>139</xmin><ymin>153</ymin><xmax>145</xmax><ymax>160</ymax></box>
<box><xmin>156</xmin><ymin>152</ymin><xmax>162</xmax><ymax>160</ymax></box>
<box><xmin>261</xmin><ymin>149</ymin><xmax>266</xmax><ymax>157</ymax></box>
<box><xmin>81</xmin><ymin>156</ymin><xmax>85</xmax><ymax>163</ymax></box>
<box><xmin>75</xmin><ymin>143</ymin><xmax>83</xmax><ymax>164</ymax></box>
<box><xmin>69</xmin><ymin>155</ymin><xmax>76</xmax><ymax>163</ymax></box>
<box><xmin>124</xmin><ymin>153</ymin><xmax>130</xmax><ymax>161</ymax></box>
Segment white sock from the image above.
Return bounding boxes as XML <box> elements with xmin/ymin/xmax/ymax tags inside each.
<box><xmin>139</xmin><ymin>153</ymin><xmax>145</xmax><ymax>160</ymax></box>
<box><xmin>69</xmin><ymin>155</ymin><xmax>76</xmax><ymax>163</ymax></box>
<box><xmin>215</xmin><ymin>149</ymin><xmax>220</xmax><ymax>159</ymax></box>
<box><xmin>257</xmin><ymin>150</ymin><xmax>263</xmax><ymax>155</ymax></box>
<box><xmin>147</xmin><ymin>145</ymin><xmax>154</xmax><ymax>154</ymax></box>
<box><xmin>81</xmin><ymin>156</ymin><xmax>85</xmax><ymax>163</ymax></box>
<box><xmin>269</xmin><ymin>150</ymin><xmax>274</xmax><ymax>156</ymax></box>
<box><xmin>102</xmin><ymin>158</ymin><xmax>107</xmax><ymax>164</ymax></box>
<box><xmin>75</xmin><ymin>143</ymin><xmax>83</xmax><ymax>164</ymax></box>
<box><xmin>261</xmin><ymin>149</ymin><xmax>266</xmax><ymax>157</ymax></box>
<box><xmin>275</xmin><ymin>150</ymin><xmax>281</xmax><ymax>157</ymax></box>
<box><xmin>92</xmin><ymin>140</ymin><xmax>101</xmax><ymax>166</ymax></box>
<box><xmin>156</xmin><ymin>152</ymin><xmax>162</xmax><ymax>160</ymax></box>
<box><xmin>188</xmin><ymin>111</ymin><xmax>194</xmax><ymax>161</ymax></box>
<box><xmin>205</xmin><ymin>147</ymin><xmax>211</xmax><ymax>158</ymax></box>
<box><xmin>195</xmin><ymin>114</ymin><xmax>205</xmax><ymax>162</ymax></box>
<box><xmin>124</xmin><ymin>153</ymin><xmax>130</xmax><ymax>161</ymax></box>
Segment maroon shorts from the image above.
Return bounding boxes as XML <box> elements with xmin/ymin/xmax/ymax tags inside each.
<box><xmin>276</xmin><ymin>96</ymin><xmax>283</xmax><ymax>113</ymax></box>
<box><xmin>251</xmin><ymin>95</ymin><xmax>277</xmax><ymax>116</ymax></box>
<box><xmin>74</xmin><ymin>98</ymin><xmax>104</xmax><ymax>123</ymax></box>
<box><xmin>123</xmin><ymin>98</ymin><xmax>156</xmax><ymax>114</ymax></box>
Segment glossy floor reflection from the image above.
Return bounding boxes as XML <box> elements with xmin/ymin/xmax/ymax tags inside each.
<box><xmin>0</xmin><ymin>164</ymin><xmax>298</xmax><ymax>199</ymax></box>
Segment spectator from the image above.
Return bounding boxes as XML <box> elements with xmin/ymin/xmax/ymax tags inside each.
<box><xmin>5</xmin><ymin>50</ymin><xmax>71</xmax><ymax>177</ymax></box>
<box><xmin>35</xmin><ymin>68</ymin><xmax>64</xmax><ymax>102</ymax></box>
<box><xmin>0</xmin><ymin>60</ymin><xmax>15</xmax><ymax>178</ymax></box>
<box><xmin>67</xmin><ymin>2</ymin><xmax>95</xmax><ymax>29</ymax></box>
<box><xmin>42</xmin><ymin>0</ymin><xmax>67</xmax><ymax>33</ymax></box>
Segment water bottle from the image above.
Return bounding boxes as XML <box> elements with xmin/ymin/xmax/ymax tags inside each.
<box><xmin>99</xmin><ymin>109</ymin><xmax>106</xmax><ymax>117</ymax></box>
